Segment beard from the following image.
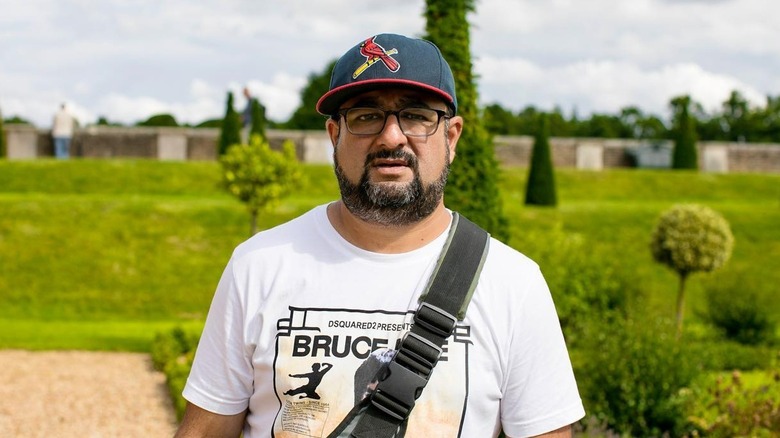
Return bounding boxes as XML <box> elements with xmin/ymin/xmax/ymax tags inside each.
<box><xmin>334</xmin><ymin>148</ymin><xmax>450</xmax><ymax>226</ymax></box>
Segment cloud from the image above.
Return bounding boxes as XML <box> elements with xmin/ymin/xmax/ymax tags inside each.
<box><xmin>476</xmin><ymin>56</ymin><xmax>766</xmax><ymax>118</ymax></box>
<box><xmin>246</xmin><ymin>74</ymin><xmax>308</xmax><ymax>122</ymax></box>
<box><xmin>1</xmin><ymin>0</ymin><xmax>778</xmax><ymax>129</ymax></box>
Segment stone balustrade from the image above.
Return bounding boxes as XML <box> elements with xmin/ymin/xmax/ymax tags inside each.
<box><xmin>4</xmin><ymin>124</ymin><xmax>779</xmax><ymax>173</ymax></box>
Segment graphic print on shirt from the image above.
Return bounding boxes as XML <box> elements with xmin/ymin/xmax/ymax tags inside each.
<box><xmin>273</xmin><ymin>306</ymin><xmax>473</xmax><ymax>437</ymax></box>
<box><xmin>284</xmin><ymin>362</ymin><xmax>333</xmax><ymax>400</ymax></box>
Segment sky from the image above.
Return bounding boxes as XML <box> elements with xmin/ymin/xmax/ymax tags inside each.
<box><xmin>1</xmin><ymin>0</ymin><xmax>778</xmax><ymax>129</ymax></box>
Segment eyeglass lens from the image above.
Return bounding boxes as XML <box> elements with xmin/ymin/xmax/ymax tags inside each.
<box><xmin>344</xmin><ymin>108</ymin><xmax>443</xmax><ymax>136</ymax></box>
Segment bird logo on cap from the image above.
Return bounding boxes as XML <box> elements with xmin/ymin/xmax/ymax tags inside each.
<box><xmin>352</xmin><ymin>36</ymin><xmax>400</xmax><ymax>79</ymax></box>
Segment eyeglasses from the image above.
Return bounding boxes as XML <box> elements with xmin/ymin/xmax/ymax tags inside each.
<box><xmin>337</xmin><ymin>107</ymin><xmax>449</xmax><ymax>137</ymax></box>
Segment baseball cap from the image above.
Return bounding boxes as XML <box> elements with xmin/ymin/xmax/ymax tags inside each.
<box><xmin>316</xmin><ymin>33</ymin><xmax>457</xmax><ymax>116</ymax></box>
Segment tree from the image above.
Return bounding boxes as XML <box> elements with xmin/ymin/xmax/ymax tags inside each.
<box><xmin>482</xmin><ymin>103</ymin><xmax>516</xmax><ymax>135</ymax></box>
<box><xmin>576</xmin><ymin>113</ymin><xmax>622</xmax><ymax>138</ymax></box>
<box><xmin>220</xmin><ymin>136</ymin><xmax>304</xmax><ymax>235</ymax></box>
<box><xmin>3</xmin><ymin>115</ymin><xmax>33</xmax><ymax>126</ymax></box>
<box><xmin>756</xmin><ymin>95</ymin><xmax>780</xmax><ymax>142</ymax></box>
<box><xmin>283</xmin><ymin>60</ymin><xmax>335</xmax><ymax>130</ymax></box>
<box><xmin>136</xmin><ymin>113</ymin><xmax>178</xmax><ymax>127</ymax></box>
<box><xmin>195</xmin><ymin>118</ymin><xmax>222</xmax><ymax>129</ymax></box>
<box><xmin>524</xmin><ymin>114</ymin><xmax>557</xmax><ymax>206</ymax></box>
<box><xmin>650</xmin><ymin>204</ymin><xmax>734</xmax><ymax>338</ymax></box>
<box><xmin>722</xmin><ymin>90</ymin><xmax>751</xmax><ymax>142</ymax></box>
<box><xmin>547</xmin><ymin>107</ymin><xmax>574</xmax><ymax>137</ymax></box>
<box><xmin>424</xmin><ymin>0</ymin><xmax>508</xmax><ymax>241</ymax></box>
<box><xmin>515</xmin><ymin>106</ymin><xmax>542</xmax><ymax>136</ymax></box>
<box><xmin>670</xmin><ymin>95</ymin><xmax>699</xmax><ymax>170</ymax></box>
<box><xmin>219</xmin><ymin>91</ymin><xmax>242</xmax><ymax>155</ymax></box>
<box><xmin>249</xmin><ymin>98</ymin><xmax>267</xmax><ymax>141</ymax></box>
<box><xmin>96</xmin><ymin>116</ymin><xmax>123</xmax><ymax>127</ymax></box>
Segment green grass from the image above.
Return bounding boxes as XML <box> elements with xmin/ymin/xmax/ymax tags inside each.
<box><xmin>1</xmin><ymin>159</ymin><xmax>778</xmax><ymax>350</ymax></box>
<box><xmin>0</xmin><ymin>159</ymin><xmax>338</xmax><ymax>350</ymax></box>
<box><xmin>0</xmin><ymin>318</ymin><xmax>204</xmax><ymax>352</ymax></box>
<box><xmin>500</xmin><ymin>168</ymin><xmax>780</xmax><ymax>322</ymax></box>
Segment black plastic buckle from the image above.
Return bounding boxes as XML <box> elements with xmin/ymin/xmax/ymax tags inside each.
<box><xmin>370</xmin><ymin>360</ymin><xmax>429</xmax><ymax>421</ymax></box>
<box><xmin>413</xmin><ymin>302</ymin><xmax>458</xmax><ymax>338</ymax></box>
<box><xmin>394</xmin><ymin>332</ymin><xmax>442</xmax><ymax>378</ymax></box>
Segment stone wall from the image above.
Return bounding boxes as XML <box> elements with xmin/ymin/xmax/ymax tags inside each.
<box><xmin>4</xmin><ymin>124</ymin><xmax>779</xmax><ymax>173</ymax></box>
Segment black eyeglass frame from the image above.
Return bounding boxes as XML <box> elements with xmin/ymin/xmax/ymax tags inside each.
<box><xmin>335</xmin><ymin>107</ymin><xmax>450</xmax><ymax>137</ymax></box>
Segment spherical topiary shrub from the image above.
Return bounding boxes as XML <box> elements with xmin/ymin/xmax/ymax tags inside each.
<box><xmin>650</xmin><ymin>204</ymin><xmax>734</xmax><ymax>337</ymax></box>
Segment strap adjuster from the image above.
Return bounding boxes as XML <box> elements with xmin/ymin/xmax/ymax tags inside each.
<box><xmin>394</xmin><ymin>332</ymin><xmax>442</xmax><ymax>378</ymax></box>
<box><xmin>413</xmin><ymin>302</ymin><xmax>458</xmax><ymax>337</ymax></box>
<box><xmin>371</xmin><ymin>361</ymin><xmax>429</xmax><ymax>421</ymax></box>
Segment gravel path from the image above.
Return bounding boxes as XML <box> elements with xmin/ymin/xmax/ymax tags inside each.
<box><xmin>0</xmin><ymin>350</ymin><xmax>178</xmax><ymax>437</ymax></box>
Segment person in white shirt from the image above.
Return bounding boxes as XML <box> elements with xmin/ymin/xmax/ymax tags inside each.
<box><xmin>176</xmin><ymin>33</ymin><xmax>585</xmax><ymax>438</ymax></box>
<box><xmin>52</xmin><ymin>103</ymin><xmax>75</xmax><ymax>159</ymax></box>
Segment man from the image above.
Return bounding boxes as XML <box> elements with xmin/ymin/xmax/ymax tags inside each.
<box><xmin>52</xmin><ymin>103</ymin><xmax>75</xmax><ymax>159</ymax></box>
<box><xmin>176</xmin><ymin>33</ymin><xmax>584</xmax><ymax>438</ymax></box>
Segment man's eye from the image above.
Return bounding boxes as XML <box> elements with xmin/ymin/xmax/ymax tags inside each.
<box><xmin>402</xmin><ymin>110</ymin><xmax>432</xmax><ymax>122</ymax></box>
<box><xmin>356</xmin><ymin>112</ymin><xmax>382</xmax><ymax>122</ymax></box>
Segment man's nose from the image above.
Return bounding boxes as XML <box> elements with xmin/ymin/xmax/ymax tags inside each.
<box><xmin>376</xmin><ymin>113</ymin><xmax>407</xmax><ymax>146</ymax></box>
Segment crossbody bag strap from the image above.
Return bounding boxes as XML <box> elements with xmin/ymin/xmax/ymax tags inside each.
<box><xmin>338</xmin><ymin>213</ymin><xmax>490</xmax><ymax>438</ymax></box>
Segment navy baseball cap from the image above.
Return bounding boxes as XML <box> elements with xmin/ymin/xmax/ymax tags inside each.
<box><xmin>316</xmin><ymin>33</ymin><xmax>457</xmax><ymax>115</ymax></box>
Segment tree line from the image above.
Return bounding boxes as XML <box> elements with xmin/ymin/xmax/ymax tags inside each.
<box><xmin>481</xmin><ymin>90</ymin><xmax>780</xmax><ymax>143</ymax></box>
<box><xmin>3</xmin><ymin>85</ymin><xmax>778</xmax><ymax>146</ymax></box>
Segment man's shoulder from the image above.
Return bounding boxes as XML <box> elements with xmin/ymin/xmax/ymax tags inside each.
<box><xmin>486</xmin><ymin>236</ymin><xmax>538</xmax><ymax>264</ymax></box>
<box><xmin>482</xmin><ymin>236</ymin><xmax>542</xmax><ymax>278</ymax></box>
<box><xmin>231</xmin><ymin>205</ymin><xmax>327</xmax><ymax>260</ymax></box>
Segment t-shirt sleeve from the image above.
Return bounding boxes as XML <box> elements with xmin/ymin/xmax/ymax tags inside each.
<box><xmin>500</xmin><ymin>267</ymin><xmax>585</xmax><ymax>437</ymax></box>
<box><xmin>182</xmin><ymin>257</ymin><xmax>255</xmax><ymax>415</ymax></box>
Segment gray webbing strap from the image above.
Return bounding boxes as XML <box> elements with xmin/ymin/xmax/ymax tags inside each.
<box><xmin>330</xmin><ymin>213</ymin><xmax>490</xmax><ymax>438</ymax></box>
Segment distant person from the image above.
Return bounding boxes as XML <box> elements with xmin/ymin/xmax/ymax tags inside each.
<box><xmin>52</xmin><ymin>103</ymin><xmax>75</xmax><ymax>159</ymax></box>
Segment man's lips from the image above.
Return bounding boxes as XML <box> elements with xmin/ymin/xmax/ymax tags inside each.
<box><xmin>372</xmin><ymin>158</ymin><xmax>408</xmax><ymax>168</ymax></box>
<box><xmin>369</xmin><ymin>158</ymin><xmax>411</xmax><ymax>177</ymax></box>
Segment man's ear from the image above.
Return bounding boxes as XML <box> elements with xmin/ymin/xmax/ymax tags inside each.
<box><xmin>326</xmin><ymin>118</ymin><xmax>340</xmax><ymax>148</ymax></box>
<box><xmin>446</xmin><ymin>115</ymin><xmax>464</xmax><ymax>162</ymax></box>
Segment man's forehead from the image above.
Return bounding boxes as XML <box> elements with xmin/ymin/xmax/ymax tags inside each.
<box><xmin>341</xmin><ymin>88</ymin><xmax>447</xmax><ymax>109</ymax></box>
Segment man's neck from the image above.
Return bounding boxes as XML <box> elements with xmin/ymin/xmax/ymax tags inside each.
<box><xmin>326</xmin><ymin>201</ymin><xmax>452</xmax><ymax>254</ymax></box>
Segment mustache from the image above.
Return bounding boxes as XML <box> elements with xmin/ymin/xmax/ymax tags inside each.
<box><xmin>364</xmin><ymin>149</ymin><xmax>418</xmax><ymax>169</ymax></box>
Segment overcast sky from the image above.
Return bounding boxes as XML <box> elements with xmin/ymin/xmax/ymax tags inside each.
<box><xmin>2</xmin><ymin>0</ymin><xmax>778</xmax><ymax>128</ymax></box>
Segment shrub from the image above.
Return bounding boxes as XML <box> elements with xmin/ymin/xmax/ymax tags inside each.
<box><xmin>164</xmin><ymin>351</ymin><xmax>196</xmax><ymax>421</ymax></box>
<box><xmin>219</xmin><ymin>91</ymin><xmax>242</xmax><ymax>155</ymax></box>
<box><xmin>576</xmin><ymin>317</ymin><xmax>701</xmax><ymax>436</ymax></box>
<box><xmin>249</xmin><ymin>98</ymin><xmax>267</xmax><ymax>141</ymax></box>
<box><xmin>425</xmin><ymin>2</ymin><xmax>509</xmax><ymax>241</ymax></box>
<box><xmin>684</xmin><ymin>369</ymin><xmax>780</xmax><ymax>436</ymax></box>
<box><xmin>151</xmin><ymin>326</ymin><xmax>199</xmax><ymax>371</ymax></box>
<box><xmin>703</xmin><ymin>273</ymin><xmax>776</xmax><ymax>345</ymax></box>
<box><xmin>524</xmin><ymin>114</ymin><xmax>558</xmax><ymax>206</ymax></box>
<box><xmin>690</xmin><ymin>340</ymin><xmax>777</xmax><ymax>372</ymax></box>
<box><xmin>151</xmin><ymin>327</ymin><xmax>200</xmax><ymax>421</ymax></box>
<box><xmin>521</xmin><ymin>225</ymin><xmax>635</xmax><ymax>346</ymax></box>
<box><xmin>220</xmin><ymin>137</ymin><xmax>304</xmax><ymax>235</ymax></box>
<box><xmin>670</xmin><ymin>95</ymin><xmax>699</xmax><ymax>170</ymax></box>
<box><xmin>650</xmin><ymin>204</ymin><xmax>734</xmax><ymax>337</ymax></box>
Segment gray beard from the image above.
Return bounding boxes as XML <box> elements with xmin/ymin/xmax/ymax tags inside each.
<box><xmin>334</xmin><ymin>148</ymin><xmax>449</xmax><ymax>226</ymax></box>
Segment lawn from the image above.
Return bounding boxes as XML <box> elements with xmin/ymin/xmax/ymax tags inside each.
<box><xmin>1</xmin><ymin>159</ymin><xmax>778</xmax><ymax>351</ymax></box>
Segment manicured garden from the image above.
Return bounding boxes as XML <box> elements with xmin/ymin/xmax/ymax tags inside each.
<box><xmin>1</xmin><ymin>159</ymin><xmax>778</xmax><ymax>435</ymax></box>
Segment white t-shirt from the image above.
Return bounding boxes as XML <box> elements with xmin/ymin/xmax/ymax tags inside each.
<box><xmin>183</xmin><ymin>205</ymin><xmax>584</xmax><ymax>437</ymax></box>
<box><xmin>52</xmin><ymin>108</ymin><xmax>75</xmax><ymax>138</ymax></box>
